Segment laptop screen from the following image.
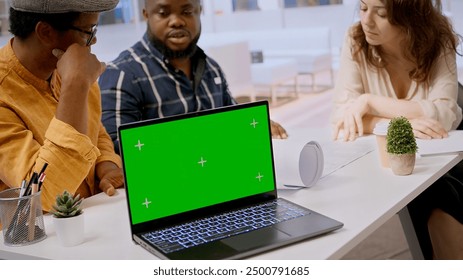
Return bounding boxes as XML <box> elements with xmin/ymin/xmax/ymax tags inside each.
<box><xmin>119</xmin><ymin>102</ymin><xmax>276</xmax><ymax>225</ymax></box>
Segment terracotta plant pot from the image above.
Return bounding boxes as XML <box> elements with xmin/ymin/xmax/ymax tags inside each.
<box><xmin>387</xmin><ymin>153</ymin><xmax>416</xmax><ymax>176</ymax></box>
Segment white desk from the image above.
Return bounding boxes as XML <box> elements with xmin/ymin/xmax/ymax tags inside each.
<box><xmin>1</xmin><ymin>129</ymin><xmax>461</xmax><ymax>259</ymax></box>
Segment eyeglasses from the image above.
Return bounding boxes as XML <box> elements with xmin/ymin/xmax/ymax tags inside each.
<box><xmin>69</xmin><ymin>24</ymin><xmax>97</xmax><ymax>46</ymax></box>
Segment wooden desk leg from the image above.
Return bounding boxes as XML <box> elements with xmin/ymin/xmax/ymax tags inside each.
<box><xmin>398</xmin><ymin>207</ymin><xmax>425</xmax><ymax>260</ymax></box>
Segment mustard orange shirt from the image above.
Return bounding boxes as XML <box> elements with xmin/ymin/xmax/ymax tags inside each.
<box><xmin>0</xmin><ymin>39</ymin><xmax>121</xmax><ymax>212</ymax></box>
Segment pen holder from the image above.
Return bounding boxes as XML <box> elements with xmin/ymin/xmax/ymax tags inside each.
<box><xmin>0</xmin><ymin>188</ymin><xmax>47</xmax><ymax>246</ymax></box>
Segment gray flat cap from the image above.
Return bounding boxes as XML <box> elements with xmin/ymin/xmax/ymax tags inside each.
<box><xmin>9</xmin><ymin>0</ymin><xmax>120</xmax><ymax>13</ymax></box>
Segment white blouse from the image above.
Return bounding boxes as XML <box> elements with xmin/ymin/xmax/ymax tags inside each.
<box><xmin>331</xmin><ymin>29</ymin><xmax>462</xmax><ymax>131</ymax></box>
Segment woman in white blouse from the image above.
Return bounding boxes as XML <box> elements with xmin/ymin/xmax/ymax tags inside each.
<box><xmin>331</xmin><ymin>0</ymin><xmax>463</xmax><ymax>259</ymax></box>
<box><xmin>331</xmin><ymin>0</ymin><xmax>462</xmax><ymax>142</ymax></box>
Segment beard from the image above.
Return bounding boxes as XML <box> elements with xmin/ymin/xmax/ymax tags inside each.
<box><xmin>148</xmin><ymin>25</ymin><xmax>201</xmax><ymax>59</ymax></box>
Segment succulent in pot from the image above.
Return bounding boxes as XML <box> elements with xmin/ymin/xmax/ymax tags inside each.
<box><xmin>386</xmin><ymin>116</ymin><xmax>418</xmax><ymax>176</ymax></box>
<box><xmin>51</xmin><ymin>190</ymin><xmax>83</xmax><ymax>218</ymax></box>
<box><xmin>51</xmin><ymin>190</ymin><xmax>85</xmax><ymax>246</ymax></box>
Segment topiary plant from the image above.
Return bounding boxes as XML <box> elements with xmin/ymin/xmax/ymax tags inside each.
<box><xmin>51</xmin><ymin>190</ymin><xmax>83</xmax><ymax>218</ymax></box>
<box><xmin>386</xmin><ymin>116</ymin><xmax>418</xmax><ymax>155</ymax></box>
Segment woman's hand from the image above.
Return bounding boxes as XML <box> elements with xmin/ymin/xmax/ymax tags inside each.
<box><xmin>333</xmin><ymin>95</ymin><xmax>370</xmax><ymax>141</ymax></box>
<box><xmin>410</xmin><ymin>118</ymin><xmax>448</xmax><ymax>139</ymax></box>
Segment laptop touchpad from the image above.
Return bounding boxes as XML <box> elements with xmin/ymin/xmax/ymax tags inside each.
<box><xmin>221</xmin><ymin>227</ymin><xmax>291</xmax><ymax>251</ymax></box>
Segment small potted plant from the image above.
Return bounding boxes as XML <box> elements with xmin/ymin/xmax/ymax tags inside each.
<box><xmin>386</xmin><ymin>116</ymin><xmax>418</xmax><ymax>175</ymax></box>
<box><xmin>51</xmin><ymin>190</ymin><xmax>84</xmax><ymax>246</ymax></box>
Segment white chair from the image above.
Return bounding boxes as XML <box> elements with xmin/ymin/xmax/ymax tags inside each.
<box><xmin>203</xmin><ymin>40</ymin><xmax>256</xmax><ymax>102</ymax></box>
<box><xmin>201</xmin><ymin>27</ymin><xmax>334</xmax><ymax>93</ymax></box>
<box><xmin>263</xmin><ymin>49</ymin><xmax>333</xmax><ymax>92</ymax></box>
<box><xmin>251</xmin><ymin>58</ymin><xmax>299</xmax><ymax>106</ymax></box>
<box><xmin>247</xmin><ymin>27</ymin><xmax>334</xmax><ymax>92</ymax></box>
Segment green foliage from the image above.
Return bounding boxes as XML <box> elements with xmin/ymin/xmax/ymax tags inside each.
<box><xmin>51</xmin><ymin>190</ymin><xmax>83</xmax><ymax>218</ymax></box>
<box><xmin>386</xmin><ymin>116</ymin><xmax>418</xmax><ymax>154</ymax></box>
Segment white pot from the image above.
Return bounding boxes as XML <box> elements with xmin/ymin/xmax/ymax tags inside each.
<box><xmin>53</xmin><ymin>214</ymin><xmax>84</xmax><ymax>247</ymax></box>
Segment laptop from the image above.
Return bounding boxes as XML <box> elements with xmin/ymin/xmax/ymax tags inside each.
<box><xmin>117</xmin><ymin>100</ymin><xmax>343</xmax><ymax>260</ymax></box>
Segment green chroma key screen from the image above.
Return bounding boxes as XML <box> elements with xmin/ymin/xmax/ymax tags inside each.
<box><xmin>120</xmin><ymin>104</ymin><xmax>276</xmax><ymax>225</ymax></box>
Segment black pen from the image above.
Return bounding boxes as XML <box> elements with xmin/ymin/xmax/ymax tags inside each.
<box><xmin>37</xmin><ymin>163</ymin><xmax>48</xmax><ymax>191</ymax></box>
<box><xmin>39</xmin><ymin>162</ymin><xmax>48</xmax><ymax>177</ymax></box>
<box><xmin>38</xmin><ymin>173</ymin><xmax>46</xmax><ymax>191</ymax></box>
<box><xmin>24</xmin><ymin>172</ymin><xmax>38</xmax><ymax>197</ymax></box>
<box><xmin>6</xmin><ymin>172</ymin><xmax>37</xmax><ymax>239</ymax></box>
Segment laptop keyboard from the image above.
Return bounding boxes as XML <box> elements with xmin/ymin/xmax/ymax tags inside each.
<box><xmin>141</xmin><ymin>198</ymin><xmax>311</xmax><ymax>254</ymax></box>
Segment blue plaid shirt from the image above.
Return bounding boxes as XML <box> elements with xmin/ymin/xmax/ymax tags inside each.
<box><xmin>99</xmin><ymin>33</ymin><xmax>236</xmax><ymax>153</ymax></box>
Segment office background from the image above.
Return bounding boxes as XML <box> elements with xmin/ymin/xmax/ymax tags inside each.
<box><xmin>0</xmin><ymin>0</ymin><xmax>462</xmax><ymax>259</ymax></box>
<box><xmin>97</xmin><ymin>0</ymin><xmax>462</xmax><ymax>259</ymax></box>
<box><xmin>96</xmin><ymin>0</ymin><xmax>462</xmax><ymax>69</ymax></box>
<box><xmin>91</xmin><ymin>0</ymin><xmax>462</xmax><ymax>259</ymax></box>
<box><xmin>0</xmin><ymin>0</ymin><xmax>461</xmax><ymax>70</ymax></box>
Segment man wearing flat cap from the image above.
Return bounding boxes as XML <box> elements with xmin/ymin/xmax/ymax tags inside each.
<box><xmin>0</xmin><ymin>0</ymin><xmax>124</xmax><ymax>212</ymax></box>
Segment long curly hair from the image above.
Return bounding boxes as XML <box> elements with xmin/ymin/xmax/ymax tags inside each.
<box><xmin>351</xmin><ymin>0</ymin><xmax>461</xmax><ymax>86</ymax></box>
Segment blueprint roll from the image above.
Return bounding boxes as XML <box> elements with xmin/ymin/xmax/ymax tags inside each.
<box><xmin>272</xmin><ymin>139</ymin><xmax>324</xmax><ymax>188</ymax></box>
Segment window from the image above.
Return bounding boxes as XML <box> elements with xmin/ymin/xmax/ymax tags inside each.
<box><xmin>232</xmin><ymin>0</ymin><xmax>260</xmax><ymax>11</ymax></box>
<box><xmin>284</xmin><ymin>0</ymin><xmax>343</xmax><ymax>8</ymax></box>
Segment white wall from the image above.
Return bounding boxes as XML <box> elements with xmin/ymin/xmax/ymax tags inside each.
<box><xmin>201</xmin><ymin>2</ymin><xmax>357</xmax><ymax>56</ymax></box>
<box><xmin>199</xmin><ymin>0</ymin><xmax>463</xmax><ymax>72</ymax></box>
<box><xmin>282</xmin><ymin>4</ymin><xmax>357</xmax><ymax>52</ymax></box>
<box><xmin>211</xmin><ymin>10</ymin><xmax>284</xmax><ymax>32</ymax></box>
